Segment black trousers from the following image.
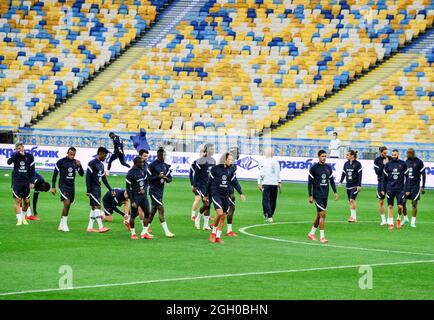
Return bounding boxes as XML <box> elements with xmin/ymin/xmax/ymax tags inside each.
<box><xmin>107</xmin><ymin>152</ymin><xmax>130</xmax><ymax>170</ymax></box>
<box><xmin>262</xmin><ymin>185</ymin><xmax>278</xmax><ymax>218</ymax></box>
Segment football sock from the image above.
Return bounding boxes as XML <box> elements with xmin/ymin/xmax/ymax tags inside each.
<box><xmin>94</xmin><ymin>209</ymin><xmax>103</xmax><ymax>229</ymax></box>
<box><xmin>227</xmin><ymin>224</ymin><xmax>233</xmax><ymax>233</ymax></box>
<box><xmin>191</xmin><ymin>211</ymin><xmax>196</xmax><ymax>217</ymax></box>
<box><xmin>26</xmin><ymin>208</ymin><xmax>32</xmax><ymax>217</ymax></box>
<box><xmin>411</xmin><ymin>217</ymin><xmax>416</xmax><ymax>225</ymax></box>
<box><xmin>216</xmin><ymin>230</ymin><xmax>222</xmax><ymax>238</ymax></box>
<box><xmin>87</xmin><ymin>210</ymin><xmax>95</xmax><ymax>229</ymax></box>
<box><xmin>380</xmin><ymin>214</ymin><xmax>386</xmax><ymax>223</ymax></box>
<box><xmin>16</xmin><ymin>213</ymin><xmax>22</xmax><ymax>223</ymax></box>
<box><xmin>131</xmin><ymin>228</ymin><xmax>136</xmax><ymax>236</ymax></box>
<box><xmin>320</xmin><ymin>230</ymin><xmax>325</xmax><ymax>239</ymax></box>
<box><xmin>195</xmin><ymin>213</ymin><xmax>202</xmax><ymax>227</ymax></box>
<box><xmin>212</xmin><ymin>226</ymin><xmax>217</xmax><ymax>234</ymax></box>
<box><xmin>309</xmin><ymin>227</ymin><xmax>317</xmax><ymax>235</ymax></box>
<box><xmin>161</xmin><ymin>221</ymin><xmax>170</xmax><ymax>234</ymax></box>
<box><xmin>203</xmin><ymin>216</ymin><xmax>210</xmax><ymax>228</ymax></box>
<box><xmin>351</xmin><ymin>209</ymin><xmax>356</xmax><ymax>219</ymax></box>
<box><xmin>141</xmin><ymin>226</ymin><xmax>149</xmax><ymax>234</ymax></box>
<box><xmin>62</xmin><ymin>216</ymin><xmax>68</xmax><ymax>225</ymax></box>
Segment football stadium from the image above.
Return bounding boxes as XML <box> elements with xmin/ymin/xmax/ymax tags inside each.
<box><xmin>0</xmin><ymin>0</ymin><xmax>433</xmax><ymax>304</ymax></box>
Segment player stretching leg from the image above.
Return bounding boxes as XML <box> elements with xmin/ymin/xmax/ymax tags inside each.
<box><xmin>374</xmin><ymin>146</ymin><xmax>392</xmax><ymax>226</ymax></box>
<box><xmin>403</xmin><ymin>148</ymin><xmax>426</xmax><ymax>228</ymax></box>
<box><xmin>102</xmin><ymin>188</ymin><xmax>130</xmax><ymax>230</ymax></box>
<box><xmin>85</xmin><ymin>147</ymin><xmax>112</xmax><ymax>233</ymax></box>
<box><xmin>307</xmin><ymin>150</ymin><xmax>339</xmax><ymax>243</ymax></box>
<box><xmin>51</xmin><ymin>147</ymin><xmax>84</xmax><ymax>232</ymax></box>
<box><xmin>27</xmin><ymin>172</ymin><xmax>50</xmax><ymax>220</ymax></box>
<box><xmin>339</xmin><ymin>150</ymin><xmax>362</xmax><ymax>223</ymax></box>
<box><xmin>189</xmin><ymin>148</ymin><xmax>204</xmax><ymax>221</ymax></box>
<box><xmin>226</xmin><ymin>147</ymin><xmax>246</xmax><ymax>236</ymax></box>
<box><xmin>8</xmin><ymin>142</ymin><xmax>35</xmax><ymax>226</ymax></box>
<box><xmin>205</xmin><ymin>152</ymin><xmax>236</xmax><ymax>244</ymax></box>
<box><xmin>147</xmin><ymin>148</ymin><xmax>174</xmax><ymax>238</ymax></box>
<box><xmin>193</xmin><ymin>143</ymin><xmax>216</xmax><ymax>230</ymax></box>
<box><xmin>380</xmin><ymin>149</ymin><xmax>410</xmax><ymax>230</ymax></box>
<box><xmin>126</xmin><ymin>157</ymin><xmax>152</xmax><ymax>240</ymax></box>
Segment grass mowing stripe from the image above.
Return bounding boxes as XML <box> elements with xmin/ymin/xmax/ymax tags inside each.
<box><xmin>1</xmin><ymin>259</ymin><xmax>433</xmax><ymax>297</ymax></box>
<box><xmin>239</xmin><ymin>222</ymin><xmax>434</xmax><ymax>257</ymax></box>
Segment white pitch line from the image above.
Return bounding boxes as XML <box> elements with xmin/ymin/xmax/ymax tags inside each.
<box><xmin>238</xmin><ymin>221</ymin><xmax>434</xmax><ymax>257</ymax></box>
<box><xmin>0</xmin><ymin>259</ymin><xmax>433</xmax><ymax>297</ymax></box>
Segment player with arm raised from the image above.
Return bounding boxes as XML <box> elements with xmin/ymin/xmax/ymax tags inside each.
<box><xmin>339</xmin><ymin>150</ymin><xmax>362</xmax><ymax>223</ymax></box>
<box><xmin>307</xmin><ymin>150</ymin><xmax>339</xmax><ymax>243</ymax></box>
<box><xmin>7</xmin><ymin>142</ymin><xmax>35</xmax><ymax>226</ymax></box>
<box><xmin>51</xmin><ymin>147</ymin><xmax>84</xmax><ymax>232</ymax></box>
<box><xmin>193</xmin><ymin>143</ymin><xmax>216</xmax><ymax>230</ymax></box>
<box><xmin>147</xmin><ymin>147</ymin><xmax>175</xmax><ymax>238</ymax></box>
<box><xmin>85</xmin><ymin>147</ymin><xmax>113</xmax><ymax>233</ymax></box>
<box><xmin>226</xmin><ymin>147</ymin><xmax>246</xmax><ymax>236</ymax></box>
<box><xmin>205</xmin><ymin>152</ymin><xmax>235</xmax><ymax>244</ymax></box>
<box><xmin>403</xmin><ymin>148</ymin><xmax>425</xmax><ymax>228</ymax></box>
<box><xmin>126</xmin><ymin>157</ymin><xmax>152</xmax><ymax>240</ymax></box>
<box><xmin>374</xmin><ymin>146</ymin><xmax>392</xmax><ymax>226</ymax></box>
<box><xmin>381</xmin><ymin>149</ymin><xmax>410</xmax><ymax>230</ymax></box>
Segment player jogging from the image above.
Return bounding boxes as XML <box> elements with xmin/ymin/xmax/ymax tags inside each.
<box><xmin>102</xmin><ymin>188</ymin><xmax>130</xmax><ymax>229</ymax></box>
<box><xmin>403</xmin><ymin>148</ymin><xmax>425</xmax><ymax>228</ymax></box>
<box><xmin>147</xmin><ymin>147</ymin><xmax>175</xmax><ymax>238</ymax></box>
<box><xmin>189</xmin><ymin>148</ymin><xmax>204</xmax><ymax>222</ymax></box>
<box><xmin>193</xmin><ymin>143</ymin><xmax>216</xmax><ymax>230</ymax></box>
<box><xmin>51</xmin><ymin>147</ymin><xmax>84</xmax><ymax>232</ymax></box>
<box><xmin>226</xmin><ymin>147</ymin><xmax>246</xmax><ymax>236</ymax></box>
<box><xmin>205</xmin><ymin>152</ymin><xmax>236</xmax><ymax>244</ymax></box>
<box><xmin>7</xmin><ymin>142</ymin><xmax>35</xmax><ymax>226</ymax></box>
<box><xmin>126</xmin><ymin>156</ymin><xmax>152</xmax><ymax>240</ymax></box>
<box><xmin>374</xmin><ymin>146</ymin><xmax>392</xmax><ymax>225</ymax></box>
<box><xmin>307</xmin><ymin>150</ymin><xmax>338</xmax><ymax>243</ymax></box>
<box><xmin>339</xmin><ymin>150</ymin><xmax>362</xmax><ymax>223</ymax></box>
<box><xmin>380</xmin><ymin>149</ymin><xmax>409</xmax><ymax>230</ymax></box>
<box><xmin>107</xmin><ymin>132</ymin><xmax>131</xmax><ymax>171</ymax></box>
<box><xmin>86</xmin><ymin>147</ymin><xmax>113</xmax><ymax>233</ymax></box>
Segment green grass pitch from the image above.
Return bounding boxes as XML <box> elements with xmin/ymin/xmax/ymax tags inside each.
<box><xmin>0</xmin><ymin>169</ymin><xmax>433</xmax><ymax>300</ymax></box>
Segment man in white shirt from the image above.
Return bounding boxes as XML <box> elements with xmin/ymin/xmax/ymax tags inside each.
<box><xmin>328</xmin><ymin>132</ymin><xmax>341</xmax><ymax>158</ymax></box>
<box><xmin>258</xmin><ymin>148</ymin><xmax>282</xmax><ymax>222</ymax></box>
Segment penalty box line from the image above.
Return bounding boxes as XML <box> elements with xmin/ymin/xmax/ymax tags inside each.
<box><xmin>0</xmin><ymin>259</ymin><xmax>433</xmax><ymax>297</ymax></box>
<box><xmin>238</xmin><ymin>221</ymin><xmax>434</xmax><ymax>257</ymax></box>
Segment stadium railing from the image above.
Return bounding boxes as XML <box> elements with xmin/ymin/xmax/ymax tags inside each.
<box><xmin>15</xmin><ymin>127</ymin><xmax>434</xmax><ymax>162</ymax></box>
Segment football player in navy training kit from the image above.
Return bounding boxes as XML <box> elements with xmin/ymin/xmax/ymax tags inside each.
<box><xmin>189</xmin><ymin>148</ymin><xmax>204</xmax><ymax>222</ymax></box>
<box><xmin>380</xmin><ymin>149</ymin><xmax>409</xmax><ymax>230</ymax></box>
<box><xmin>205</xmin><ymin>152</ymin><xmax>238</xmax><ymax>244</ymax></box>
<box><xmin>402</xmin><ymin>148</ymin><xmax>425</xmax><ymax>228</ymax></box>
<box><xmin>102</xmin><ymin>188</ymin><xmax>130</xmax><ymax>230</ymax></box>
<box><xmin>7</xmin><ymin>142</ymin><xmax>36</xmax><ymax>226</ymax></box>
<box><xmin>226</xmin><ymin>147</ymin><xmax>246</xmax><ymax>236</ymax></box>
<box><xmin>86</xmin><ymin>147</ymin><xmax>113</xmax><ymax>233</ymax></box>
<box><xmin>29</xmin><ymin>172</ymin><xmax>51</xmax><ymax>221</ymax></box>
<box><xmin>107</xmin><ymin>132</ymin><xmax>131</xmax><ymax>171</ymax></box>
<box><xmin>374</xmin><ymin>146</ymin><xmax>392</xmax><ymax>226</ymax></box>
<box><xmin>193</xmin><ymin>143</ymin><xmax>216</xmax><ymax>230</ymax></box>
<box><xmin>307</xmin><ymin>150</ymin><xmax>339</xmax><ymax>243</ymax></box>
<box><xmin>339</xmin><ymin>150</ymin><xmax>362</xmax><ymax>223</ymax></box>
<box><xmin>126</xmin><ymin>156</ymin><xmax>152</xmax><ymax>240</ymax></box>
<box><xmin>147</xmin><ymin>147</ymin><xmax>175</xmax><ymax>238</ymax></box>
<box><xmin>51</xmin><ymin>147</ymin><xmax>84</xmax><ymax>232</ymax></box>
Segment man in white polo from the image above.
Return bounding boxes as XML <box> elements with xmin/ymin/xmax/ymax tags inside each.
<box><xmin>328</xmin><ymin>132</ymin><xmax>341</xmax><ymax>158</ymax></box>
<box><xmin>258</xmin><ymin>147</ymin><xmax>281</xmax><ymax>222</ymax></box>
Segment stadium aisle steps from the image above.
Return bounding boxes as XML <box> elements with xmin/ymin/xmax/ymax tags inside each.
<box><xmin>34</xmin><ymin>0</ymin><xmax>208</xmax><ymax>129</ymax></box>
<box><xmin>272</xmin><ymin>53</ymin><xmax>419</xmax><ymax>139</ymax></box>
<box><xmin>402</xmin><ymin>27</ymin><xmax>434</xmax><ymax>53</ymax></box>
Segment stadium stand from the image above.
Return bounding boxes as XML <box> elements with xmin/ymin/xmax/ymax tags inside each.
<box><xmin>0</xmin><ymin>0</ymin><xmax>169</xmax><ymax>128</ymax></box>
<box><xmin>43</xmin><ymin>0</ymin><xmax>433</xmax><ymax>137</ymax></box>
<box><xmin>294</xmin><ymin>44</ymin><xmax>433</xmax><ymax>143</ymax></box>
